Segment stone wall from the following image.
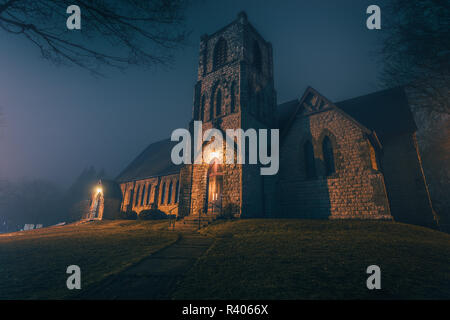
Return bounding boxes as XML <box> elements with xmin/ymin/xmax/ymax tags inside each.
<box><xmin>177</xmin><ymin>164</ymin><xmax>193</xmax><ymax>218</ymax></box>
<box><xmin>278</xmin><ymin>108</ymin><xmax>392</xmax><ymax>219</ymax></box>
<box><xmin>102</xmin><ymin>199</ymin><xmax>122</xmax><ymax>220</ymax></box>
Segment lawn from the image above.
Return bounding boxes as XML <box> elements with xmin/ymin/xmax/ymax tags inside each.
<box><xmin>0</xmin><ymin>220</ymin><xmax>178</xmax><ymax>299</ymax></box>
<box><xmin>1</xmin><ymin>219</ymin><xmax>449</xmax><ymax>300</ymax></box>
<box><xmin>172</xmin><ymin>219</ymin><xmax>450</xmax><ymax>299</ymax></box>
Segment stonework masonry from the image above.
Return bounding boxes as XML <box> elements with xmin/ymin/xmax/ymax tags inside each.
<box><xmin>278</xmin><ymin>105</ymin><xmax>391</xmax><ymax>219</ymax></box>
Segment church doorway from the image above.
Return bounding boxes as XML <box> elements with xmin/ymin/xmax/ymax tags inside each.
<box><xmin>88</xmin><ymin>183</ymin><xmax>104</xmax><ymax>220</ymax></box>
<box><xmin>205</xmin><ymin>159</ymin><xmax>223</xmax><ymax>215</ymax></box>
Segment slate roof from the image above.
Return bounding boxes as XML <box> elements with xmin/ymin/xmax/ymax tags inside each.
<box><xmin>116</xmin><ymin>139</ymin><xmax>182</xmax><ymax>182</ymax></box>
<box><xmin>335</xmin><ymin>87</ymin><xmax>417</xmax><ymax>143</ymax></box>
<box><xmin>277</xmin><ymin>99</ymin><xmax>299</xmax><ymax>129</ymax></box>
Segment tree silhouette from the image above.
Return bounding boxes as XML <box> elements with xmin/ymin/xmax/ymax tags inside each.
<box><xmin>0</xmin><ymin>0</ymin><xmax>190</xmax><ymax>75</ymax></box>
<box><xmin>381</xmin><ymin>0</ymin><xmax>449</xmax><ymax>114</ymax></box>
<box><xmin>0</xmin><ymin>179</ymin><xmax>65</xmax><ymax>230</ymax></box>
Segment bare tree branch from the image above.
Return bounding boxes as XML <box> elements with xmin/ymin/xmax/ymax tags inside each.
<box><xmin>380</xmin><ymin>0</ymin><xmax>450</xmax><ymax>114</ymax></box>
<box><xmin>0</xmin><ymin>0</ymin><xmax>191</xmax><ymax>75</ymax></box>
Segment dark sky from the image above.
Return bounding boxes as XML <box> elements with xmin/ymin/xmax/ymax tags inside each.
<box><xmin>0</xmin><ymin>0</ymin><xmax>386</xmax><ymax>187</ymax></box>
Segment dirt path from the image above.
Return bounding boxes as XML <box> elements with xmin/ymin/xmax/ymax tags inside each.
<box><xmin>80</xmin><ymin>233</ymin><xmax>213</xmax><ymax>299</ymax></box>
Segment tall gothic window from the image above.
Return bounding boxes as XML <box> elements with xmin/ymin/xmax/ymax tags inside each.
<box><xmin>213</xmin><ymin>38</ymin><xmax>227</xmax><ymax>70</ymax></box>
<box><xmin>135</xmin><ymin>185</ymin><xmax>140</xmax><ymax>206</ymax></box>
<box><xmin>202</xmin><ymin>49</ymin><xmax>207</xmax><ymax>76</ymax></box>
<box><xmin>322</xmin><ymin>136</ymin><xmax>335</xmax><ymax>176</ymax></box>
<box><xmin>253</xmin><ymin>41</ymin><xmax>262</xmax><ymax>71</ymax></box>
<box><xmin>160</xmin><ymin>182</ymin><xmax>166</xmax><ymax>204</ymax></box>
<box><xmin>141</xmin><ymin>184</ymin><xmax>146</xmax><ymax>205</ymax></box>
<box><xmin>175</xmin><ymin>180</ymin><xmax>180</xmax><ymax>203</ymax></box>
<box><xmin>168</xmin><ymin>181</ymin><xmax>173</xmax><ymax>204</ymax></box>
<box><xmin>304</xmin><ymin>141</ymin><xmax>316</xmax><ymax>179</ymax></box>
<box><xmin>215</xmin><ymin>89</ymin><xmax>222</xmax><ymax>117</ymax></box>
<box><xmin>126</xmin><ymin>189</ymin><xmax>131</xmax><ymax>208</ymax></box>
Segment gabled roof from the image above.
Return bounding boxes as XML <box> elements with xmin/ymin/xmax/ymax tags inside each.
<box><xmin>279</xmin><ymin>87</ymin><xmax>372</xmax><ymax>138</ymax></box>
<box><xmin>335</xmin><ymin>86</ymin><xmax>417</xmax><ymax>143</ymax></box>
<box><xmin>116</xmin><ymin>139</ymin><xmax>182</xmax><ymax>183</ymax></box>
<box><xmin>278</xmin><ymin>86</ymin><xmax>417</xmax><ymax>144</ymax></box>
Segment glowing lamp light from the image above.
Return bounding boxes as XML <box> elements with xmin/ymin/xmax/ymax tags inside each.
<box><xmin>209</xmin><ymin>151</ymin><xmax>219</xmax><ymax>161</ymax></box>
<box><xmin>96</xmin><ymin>187</ymin><xmax>103</xmax><ymax>194</ymax></box>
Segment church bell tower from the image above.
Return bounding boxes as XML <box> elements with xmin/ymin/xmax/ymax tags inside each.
<box><xmin>178</xmin><ymin>11</ymin><xmax>277</xmax><ymax>218</ymax></box>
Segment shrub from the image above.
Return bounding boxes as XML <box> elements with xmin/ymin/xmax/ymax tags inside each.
<box><xmin>118</xmin><ymin>211</ymin><xmax>137</xmax><ymax>220</ymax></box>
<box><xmin>138</xmin><ymin>209</ymin><xmax>168</xmax><ymax>220</ymax></box>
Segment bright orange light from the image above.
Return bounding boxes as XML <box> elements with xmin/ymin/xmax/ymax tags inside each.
<box><xmin>210</xmin><ymin>151</ymin><xmax>219</xmax><ymax>160</ymax></box>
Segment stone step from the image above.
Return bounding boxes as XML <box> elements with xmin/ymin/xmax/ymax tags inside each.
<box><xmin>174</xmin><ymin>213</ymin><xmax>219</xmax><ymax>231</ymax></box>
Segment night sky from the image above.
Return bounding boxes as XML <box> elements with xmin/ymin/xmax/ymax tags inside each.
<box><xmin>0</xmin><ymin>0</ymin><xmax>386</xmax><ymax>187</ymax></box>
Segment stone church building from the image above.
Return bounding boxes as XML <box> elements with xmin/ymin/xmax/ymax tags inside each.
<box><xmin>115</xmin><ymin>12</ymin><xmax>436</xmax><ymax>227</ymax></box>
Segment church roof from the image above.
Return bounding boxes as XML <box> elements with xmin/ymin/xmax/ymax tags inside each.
<box><xmin>335</xmin><ymin>86</ymin><xmax>417</xmax><ymax>142</ymax></box>
<box><xmin>277</xmin><ymin>99</ymin><xmax>299</xmax><ymax>129</ymax></box>
<box><xmin>278</xmin><ymin>86</ymin><xmax>417</xmax><ymax>144</ymax></box>
<box><xmin>116</xmin><ymin>139</ymin><xmax>182</xmax><ymax>183</ymax></box>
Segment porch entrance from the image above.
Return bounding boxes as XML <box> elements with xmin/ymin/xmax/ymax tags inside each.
<box><xmin>205</xmin><ymin>160</ymin><xmax>223</xmax><ymax>215</ymax></box>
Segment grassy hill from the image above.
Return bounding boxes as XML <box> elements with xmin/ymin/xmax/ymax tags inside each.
<box><xmin>0</xmin><ymin>219</ymin><xmax>449</xmax><ymax>299</ymax></box>
<box><xmin>173</xmin><ymin>220</ymin><xmax>450</xmax><ymax>299</ymax></box>
<box><xmin>0</xmin><ymin>220</ymin><xmax>178</xmax><ymax>299</ymax></box>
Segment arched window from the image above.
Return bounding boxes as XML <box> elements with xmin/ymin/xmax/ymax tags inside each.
<box><xmin>141</xmin><ymin>184</ymin><xmax>146</xmax><ymax>205</ymax></box>
<box><xmin>175</xmin><ymin>180</ymin><xmax>180</xmax><ymax>203</ymax></box>
<box><xmin>230</xmin><ymin>82</ymin><xmax>237</xmax><ymax>113</ymax></box>
<box><xmin>202</xmin><ymin>49</ymin><xmax>207</xmax><ymax>76</ymax></box>
<box><xmin>200</xmin><ymin>95</ymin><xmax>205</xmax><ymax>121</ymax></box>
<box><xmin>135</xmin><ymin>185</ymin><xmax>140</xmax><ymax>206</ymax></box>
<box><xmin>213</xmin><ymin>38</ymin><xmax>227</xmax><ymax>70</ymax></box>
<box><xmin>368</xmin><ymin>141</ymin><xmax>379</xmax><ymax>171</ymax></box>
<box><xmin>167</xmin><ymin>181</ymin><xmax>173</xmax><ymax>204</ymax></box>
<box><xmin>160</xmin><ymin>182</ymin><xmax>166</xmax><ymax>204</ymax></box>
<box><xmin>253</xmin><ymin>41</ymin><xmax>262</xmax><ymax>71</ymax></box>
<box><xmin>304</xmin><ymin>141</ymin><xmax>316</xmax><ymax>179</ymax></box>
<box><xmin>322</xmin><ymin>137</ymin><xmax>335</xmax><ymax>176</ymax></box>
<box><xmin>215</xmin><ymin>89</ymin><xmax>222</xmax><ymax>117</ymax></box>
